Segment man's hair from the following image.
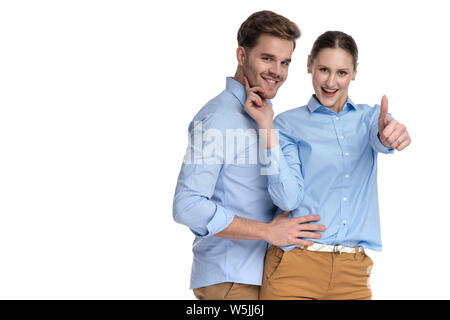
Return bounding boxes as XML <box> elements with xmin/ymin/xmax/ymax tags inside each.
<box><xmin>237</xmin><ymin>10</ymin><xmax>301</xmax><ymax>51</ymax></box>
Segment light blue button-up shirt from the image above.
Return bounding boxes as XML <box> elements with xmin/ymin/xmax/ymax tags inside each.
<box><xmin>268</xmin><ymin>95</ymin><xmax>394</xmax><ymax>252</ymax></box>
<box><xmin>173</xmin><ymin>77</ymin><xmax>277</xmax><ymax>289</ymax></box>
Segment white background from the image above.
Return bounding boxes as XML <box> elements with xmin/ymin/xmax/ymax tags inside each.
<box><xmin>0</xmin><ymin>0</ymin><xmax>449</xmax><ymax>299</ymax></box>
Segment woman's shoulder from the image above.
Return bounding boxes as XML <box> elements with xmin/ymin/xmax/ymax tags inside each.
<box><xmin>353</xmin><ymin>101</ymin><xmax>382</xmax><ymax>124</ymax></box>
<box><xmin>275</xmin><ymin>105</ymin><xmax>309</xmax><ymax>122</ymax></box>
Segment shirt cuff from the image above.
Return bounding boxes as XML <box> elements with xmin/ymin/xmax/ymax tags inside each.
<box><xmin>265</xmin><ymin>144</ymin><xmax>290</xmax><ymax>185</ymax></box>
<box><xmin>371</xmin><ymin>125</ymin><xmax>394</xmax><ymax>154</ymax></box>
<box><xmin>204</xmin><ymin>205</ymin><xmax>235</xmax><ymax>237</ymax></box>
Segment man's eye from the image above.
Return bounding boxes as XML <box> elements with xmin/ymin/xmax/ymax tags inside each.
<box><xmin>263</xmin><ymin>57</ymin><xmax>272</xmax><ymax>61</ymax></box>
<box><xmin>339</xmin><ymin>71</ymin><xmax>348</xmax><ymax>76</ymax></box>
<box><xmin>319</xmin><ymin>68</ymin><xmax>328</xmax><ymax>72</ymax></box>
<box><xmin>282</xmin><ymin>61</ymin><xmax>290</xmax><ymax>66</ymax></box>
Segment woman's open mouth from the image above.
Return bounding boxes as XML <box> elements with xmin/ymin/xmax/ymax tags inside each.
<box><xmin>321</xmin><ymin>87</ymin><xmax>338</xmax><ymax>97</ymax></box>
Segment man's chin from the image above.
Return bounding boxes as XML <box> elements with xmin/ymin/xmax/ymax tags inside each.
<box><xmin>261</xmin><ymin>88</ymin><xmax>278</xmax><ymax>100</ymax></box>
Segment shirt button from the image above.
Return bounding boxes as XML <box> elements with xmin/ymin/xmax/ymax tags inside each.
<box><xmin>335</xmin><ymin>116</ymin><xmax>340</xmax><ymax>120</ymax></box>
<box><xmin>340</xmin><ymin>136</ymin><xmax>344</xmax><ymax>140</ymax></box>
<box><xmin>343</xmin><ymin>220</ymin><xmax>347</xmax><ymax>225</ymax></box>
<box><xmin>345</xmin><ymin>152</ymin><xmax>349</xmax><ymax>156</ymax></box>
<box><xmin>345</xmin><ymin>174</ymin><xmax>350</xmax><ymax>178</ymax></box>
<box><xmin>343</xmin><ymin>197</ymin><xmax>348</xmax><ymax>201</ymax></box>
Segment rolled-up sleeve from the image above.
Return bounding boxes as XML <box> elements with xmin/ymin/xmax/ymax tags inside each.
<box><xmin>266</xmin><ymin>118</ymin><xmax>305</xmax><ymax>211</ymax></box>
<box><xmin>173</xmin><ymin>113</ymin><xmax>235</xmax><ymax>237</ymax></box>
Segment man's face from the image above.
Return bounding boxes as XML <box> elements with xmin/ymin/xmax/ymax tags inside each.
<box><xmin>240</xmin><ymin>34</ymin><xmax>294</xmax><ymax>100</ymax></box>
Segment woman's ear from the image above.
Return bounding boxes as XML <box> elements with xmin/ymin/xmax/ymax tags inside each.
<box><xmin>352</xmin><ymin>62</ymin><xmax>358</xmax><ymax>80</ymax></box>
<box><xmin>307</xmin><ymin>55</ymin><xmax>312</xmax><ymax>73</ymax></box>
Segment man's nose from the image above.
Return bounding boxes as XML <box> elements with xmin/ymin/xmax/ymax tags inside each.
<box><xmin>269</xmin><ymin>63</ymin><xmax>282</xmax><ymax>78</ymax></box>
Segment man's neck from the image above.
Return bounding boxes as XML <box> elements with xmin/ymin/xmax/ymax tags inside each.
<box><xmin>233</xmin><ymin>67</ymin><xmax>245</xmax><ymax>87</ymax></box>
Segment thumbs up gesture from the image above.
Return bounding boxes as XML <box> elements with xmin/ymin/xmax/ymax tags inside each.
<box><xmin>377</xmin><ymin>95</ymin><xmax>411</xmax><ymax>151</ymax></box>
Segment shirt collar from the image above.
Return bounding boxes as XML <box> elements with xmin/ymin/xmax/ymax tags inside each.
<box><xmin>307</xmin><ymin>94</ymin><xmax>359</xmax><ymax>113</ymax></box>
<box><xmin>226</xmin><ymin>77</ymin><xmax>272</xmax><ymax>108</ymax></box>
<box><xmin>226</xmin><ymin>77</ymin><xmax>247</xmax><ymax>107</ymax></box>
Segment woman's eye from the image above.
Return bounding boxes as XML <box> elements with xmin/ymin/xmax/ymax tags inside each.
<box><xmin>319</xmin><ymin>68</ymin><xmax>328</xmax><ymax>72</ymax></box>
<box><xmin>339</xmin><ymin>71</ymin><xmax>347</xmax><ymax>76</ymax></box>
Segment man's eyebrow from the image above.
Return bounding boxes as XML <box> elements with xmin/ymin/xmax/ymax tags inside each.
<box><xmin>260</xmin><ymin>53</ymin><xmax>276</xmax><ymax>58</ymax></box>
<box><xmin>260</xmin><ymin>53</ymin><xmax>291</xmax><ymax>62</ymax></box>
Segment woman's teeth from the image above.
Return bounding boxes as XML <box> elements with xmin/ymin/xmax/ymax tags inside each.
<box><xmin>321</xmin><ymin>87</ymin><xmax>338</xmax><ymax>96</ymax></box>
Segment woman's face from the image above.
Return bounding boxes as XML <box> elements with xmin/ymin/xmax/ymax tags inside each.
<box><xmin>308</xmin><ymin>48</ymin><xmax>356</xmax><ymax>113</ymax></box>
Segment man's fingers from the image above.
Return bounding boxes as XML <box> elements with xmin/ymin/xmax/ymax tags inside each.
<box><xmin>295</xmin><ymin>215</ymin><xmax>321</xmax><ymax>224</ymax></box>
<box><xmin>297</xmin><ymin>232</ymin><xmax>323</xmax><ymax>239</ymax></box>
<box><xmin>296</xmin><ymin>223</ymin><xmax>326</xmax><ymax>232</ymax></box>
<box><xmin>293</xmin><ymin>239</ymin><xmax>315</xmax><ymax>247</ymax></box>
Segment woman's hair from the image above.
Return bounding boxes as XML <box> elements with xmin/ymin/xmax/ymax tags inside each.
<box><xmin>310</xmin><ymin>31</ymin><xmax>358</xmax><ymax>69</ymax></box>
<box><xmin>237</xmin><ymin>10</ymin><xmax>301</xmax><ymax>50</ymax></box>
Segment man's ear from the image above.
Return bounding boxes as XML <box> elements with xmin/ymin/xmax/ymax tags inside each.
<box><xmin>307</xmin><ymin>55</ymin><xmax>312</xmax><ymax>73</ymax></box>
<box><xmin>236</xmin><ymin>46</ymin><xmax>246</xmax><ymax>67</ymax></box>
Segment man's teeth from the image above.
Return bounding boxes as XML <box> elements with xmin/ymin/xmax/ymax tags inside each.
<box><xmin>323</xmin><ymin>88</ymin><xmax>338</xmax><ymax>93</ymax></box>
<box><xmin>267</xmin><ymin>79</ymin><xmax>276</xmax><ymax>84</ymax></box>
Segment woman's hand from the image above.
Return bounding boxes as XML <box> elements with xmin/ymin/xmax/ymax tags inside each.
<box><xmin>378</xmin><ymin>95</ymin><xmax>411</xmax><ymax>151</ymax></box>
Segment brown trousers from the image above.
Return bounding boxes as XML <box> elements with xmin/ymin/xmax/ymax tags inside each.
<box><xmin>260</xmin><ymin>245</ymin><xmax>374</xmax><ymax>300</ymax></box>
<box><xmin>193</xmin><ymin>282</ymin><xmax>259</xmax><ymax>300</ymax></box>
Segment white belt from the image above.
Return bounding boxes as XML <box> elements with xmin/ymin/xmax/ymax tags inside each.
<box><xmin>305</xmin><ymin>243</ymin><xmax>364</xmax><ymax>254</ymax></box>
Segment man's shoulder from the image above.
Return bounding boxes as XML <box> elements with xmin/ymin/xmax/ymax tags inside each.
<box><xmin>189</xmin><ymin>90</ymin><xmax>243</xmax><ymax>132</ymax></box>
<box><xmin>195</xmin><ymin>89</ymin><xmax>240</xmax><ymax>116</ymax></box>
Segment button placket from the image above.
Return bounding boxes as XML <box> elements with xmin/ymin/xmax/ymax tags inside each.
<box><xmin>334</xmin><ymin>113</ymin><xmax>351</xmax><ymax>243</ymax></box>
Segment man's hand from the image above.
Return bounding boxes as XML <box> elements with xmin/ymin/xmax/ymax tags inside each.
<box><xmin>378</xmin><ymin>95</ymin><xmax>411</xmax><ymax>151</ymax></box>
<box><xmin>265</xmin><ymin>211</ymin><xmax>326</xmax><ymax>247</ymax></box>
<box><xmin>243</xmin><ymin>77</ymin><xmax>274</xmax><ymax>129</ymax></box>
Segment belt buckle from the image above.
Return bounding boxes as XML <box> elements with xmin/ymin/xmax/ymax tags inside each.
<box><xmin>333</xmin><ymin>244</ymin><xmax>343</xmax><ymax>254</ymax></box>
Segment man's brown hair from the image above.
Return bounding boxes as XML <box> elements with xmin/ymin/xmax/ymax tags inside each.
<box><xmin>237</xmin><ymin>10</ymin><xmax>301</xmax><ymax>50</ymax></box>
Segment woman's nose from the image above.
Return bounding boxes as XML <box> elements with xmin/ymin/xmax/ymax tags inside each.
<box><xmin>326</xmin><ymin>74</ymin><xmax>336</xmax><ymax>87</ymax></box>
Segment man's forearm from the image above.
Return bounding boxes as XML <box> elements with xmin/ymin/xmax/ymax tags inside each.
<box><xmin>214</xmin><ymin>215</ymin><xmax>270</xmax><ymax>242</ymax></box>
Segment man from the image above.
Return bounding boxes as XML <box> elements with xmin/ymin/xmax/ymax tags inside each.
<box><xmin>173</xmin><ymin>10</ymin><xmax>325</xmax><ymax>300</ymax></box>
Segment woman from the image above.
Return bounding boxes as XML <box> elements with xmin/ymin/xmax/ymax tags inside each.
<box><xmin>244</xmin><ymin>31</ymin><xmax>411</xmax><ymax>300</ymax></box>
